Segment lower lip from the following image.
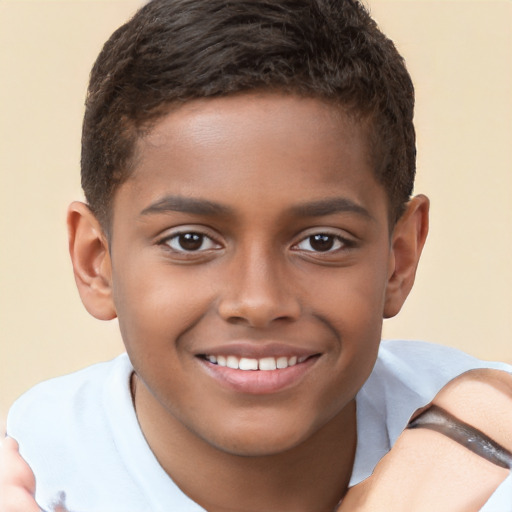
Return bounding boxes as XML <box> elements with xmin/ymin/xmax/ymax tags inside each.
<box><xmin>197</xmin><ymin>356</ymin><xmax>319</xmax><ymax>395</ymax></box>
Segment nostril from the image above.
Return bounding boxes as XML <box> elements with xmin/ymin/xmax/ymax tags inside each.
<box><xmin>218</xmin><ymin>295</ymin><xmax>301</xmax><ymax>328</ymax></box>
<box><xmin>224</xmin><ymin>315</ymin><xmax>250</xmax><ymax>326</ymax></box>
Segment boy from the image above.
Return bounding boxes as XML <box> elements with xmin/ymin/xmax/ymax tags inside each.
<box><xmin>2</xmin><ymin>0</ymin><xmax>512</xmax><ymax>510</ymax></box>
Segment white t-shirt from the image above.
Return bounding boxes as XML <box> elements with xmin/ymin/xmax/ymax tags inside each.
<box><xmin>7</xmin><ymin>340</ymin><xmax>512</xmax><ymax>512</ymax></box>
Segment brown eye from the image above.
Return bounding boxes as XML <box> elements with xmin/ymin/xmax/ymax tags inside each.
<box><xmin>178</xmin><ymin>233</ymin><xmax>203</xmax><ymax>251</ymax></box>
<box><xmin>294</xmin><ymin>233</ymin><xmax>348</xmax><ymax>253</ymax></box>
<box><xmin>164</xmin><ymin>232</ymin><xmax>220</xmax><ymax>252</ymax></box>
<box><xmin>309</xmin><ymin>234</ymin><xmax>335</xmax><ymax>252</ymax></box>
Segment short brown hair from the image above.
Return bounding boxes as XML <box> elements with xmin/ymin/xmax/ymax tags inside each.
<box><xmin>81</xmin><ymin>0</ymin><xmax>415</xmax><ymax>228</ymax></box>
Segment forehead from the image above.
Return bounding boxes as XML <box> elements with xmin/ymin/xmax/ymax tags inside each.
<box><xmin>140</xmin><ymin>94</ymin><xmax>370</xmax><ymax>168</ymax></box>
<box><xmin>115</xmin><ymin>93</ymin><xmax>387</xmax><ymax>224</ymax></box>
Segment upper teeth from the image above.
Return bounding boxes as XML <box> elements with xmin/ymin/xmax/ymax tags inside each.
<box><xmin>206</xmin><ymin>355</ymin><xmax>307</xmax><ymax>370</ymax></box>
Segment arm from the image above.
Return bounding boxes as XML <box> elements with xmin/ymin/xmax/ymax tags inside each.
<box><xmin>339</xmin><ymin>369</ymin><xmax>512</xmax><ymax>511</ymax></box>
<box><xmin>0</xmin><ymin>438</ymin><xmax>40</xmax><ymax>512</ymax></box>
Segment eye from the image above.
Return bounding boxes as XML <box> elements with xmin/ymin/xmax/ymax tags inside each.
<box><xmin>163</xmin><ymin>232</ymin><xmax>220</xmax><ymax>252</ymax></box>
<box><xmin>294</xmin><ymin>233</ymin><xmax>350</xmax><ymax>253</ymax></box>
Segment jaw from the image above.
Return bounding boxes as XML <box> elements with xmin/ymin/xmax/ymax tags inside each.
<box><xmin>135</xmin><ymin>370</ymin><xmax>357</xmax><ymax>512</ymax></box>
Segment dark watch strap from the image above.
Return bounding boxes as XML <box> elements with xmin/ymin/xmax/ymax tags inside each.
<box><xmin>408</xmin><ymin>404</ymin><xmax>512</xmax><ymax>469</ymax></box>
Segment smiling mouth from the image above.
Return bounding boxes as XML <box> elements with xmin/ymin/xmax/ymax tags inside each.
<box><xmin>196</xmin><ymin>351</ymin><xmax>321</xmax><ymax>394</ymax></box>
<box><xmin>198</xmin><ymin>354</ymin><xmax>315</xmax><ymax>371</ymax></box>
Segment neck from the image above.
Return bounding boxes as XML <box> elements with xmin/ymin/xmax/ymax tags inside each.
<box><xmin>133</xmin><ymin>374</ymin><xmax>357</xmax><ymax>512</ymax></box>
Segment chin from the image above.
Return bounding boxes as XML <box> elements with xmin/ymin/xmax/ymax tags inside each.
<box><xmin>206</xmin><ymin>420</ymin><xmax>317</xmax><ymax>458</ymax></box>
<box><xmin>218</xmin><ymin>438</ymin><xmax>302</xmax><ymax>458</ymax></box>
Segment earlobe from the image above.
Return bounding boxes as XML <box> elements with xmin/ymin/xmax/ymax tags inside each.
<box><xmin>67</xmin><ymin>201</ymin><xmax>117</xmax><ymax>321</ymax></box>
<box><xmin>383</xmin><ymin>195</ymin><xmax>429</xmax><ymax>318</ymax></box>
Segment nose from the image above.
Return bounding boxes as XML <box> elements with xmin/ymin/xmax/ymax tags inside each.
<box><xmin>217</xmin><ymin>247</ymin><xmax>301</xmax><ymax>328</ymax></box>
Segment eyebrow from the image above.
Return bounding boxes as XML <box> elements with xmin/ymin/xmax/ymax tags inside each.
<box><xmin>290</xmin><ymin>197</ymin><xmax>373</xmax><ymax>220</ymax></box>
<box><xmin>140</xmin><ymin>195</ymin><xmax>232</xmax><ymax>217</ymax></box>
<box><xmin>139</xmin><ymin>195</ymin><xmax>373</xmax><ymax>220</ymax></box>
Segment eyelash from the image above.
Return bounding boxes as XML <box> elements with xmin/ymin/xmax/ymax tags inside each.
<box><xmin>158</xmin><ymin>229</ymin><xmax>355</xmax><ymax>257</ymax></box>
<box><xmin>160</xmin><ymin>231</ymin><xmax>221</xmax><ymax>253</ymax></box>
<box><xmin>292</xmin><ymin>233</ymin><xmax>355</xmax><ymax>254</ymax></box>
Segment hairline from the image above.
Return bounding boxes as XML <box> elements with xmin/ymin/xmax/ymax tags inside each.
<box><xmin>95</xmin><ymin>91</ymin><xmax>399</xmax><ymax>242</ymax></box>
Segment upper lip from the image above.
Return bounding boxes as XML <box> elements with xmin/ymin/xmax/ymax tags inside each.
<box><xmin>195</xmin><ymin>342</ymin><xmax>321</xmax><ymax>359</ymax></box>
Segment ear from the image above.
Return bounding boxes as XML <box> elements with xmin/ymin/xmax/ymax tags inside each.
<box><xmin>383</xmin><ymin>195</ymin><xmax>429</xmax><ymax>318</ymax></box>
<box><xmin>67</xmin><ymin>201</ymin><xmax>117</xmax><ymax>321</ymax></box>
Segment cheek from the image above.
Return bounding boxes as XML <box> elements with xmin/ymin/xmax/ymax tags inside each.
<box><xmin>111</xmin><ymin>260</ymin><xmax>216</xmax><ymax>354</ymax></box>
<box><xmin>304</xmin><ymin>257</ymin><xmax>389</xmax><ymax>330</ymax></box>
<box><xmin>303</xmin><ymin>255</ymin><xmax>388</xmax><ymax>381</ymax></box>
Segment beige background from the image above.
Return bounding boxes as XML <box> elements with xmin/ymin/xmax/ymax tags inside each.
<box><xmin>1</xmin><ymin>0</ymin><xmax>511</xmax><ymax>432</ymax></box>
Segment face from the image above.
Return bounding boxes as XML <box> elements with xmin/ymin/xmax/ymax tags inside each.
<box><xmin>108</xmin><ymin>94</ymin><xmax>394</xmax><ymax>456</ymax></box>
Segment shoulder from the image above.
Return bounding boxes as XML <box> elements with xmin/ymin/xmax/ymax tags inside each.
<box><xmin>375</xmin><ymin>339</ymin><xmax>511</xmax><ymax>391</ymax></box>
<box><xmin>5</xmin><ymin>354</ymin><xmax>139</xmax><ymax>510</ymax></box>
<box><xmin>379</xmin><ymin>340</ymin><xmax>512</xmax><ymax>438</ymax></box>
<box><xmin>9</xmin><ymin>355</ymin><xmax>130</xmax><ymax>421</ymax></box>
<box><xmin>359</xmin><ymin>340</ymin><xmax>512</xmax><ymax>447</ymax></box>
<box><xmin>6</xmin><ymin>354</ymin><xmax>132</xmax><ymax>452</ymax></box>
<box><xmin>378</xmin><ymin>339</ymin><xmax>500</xmax><ymax>368</ymax></box>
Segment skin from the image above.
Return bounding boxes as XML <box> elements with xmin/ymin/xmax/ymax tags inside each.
<box><xmin>3</xmin><ymin>371</ymin><xmax>511</xmax><ymax>512</ymax></box>
<box><xmin>0</xmin><ymin>94</ymin><xmax>510</xmax><ymax>511</ymax></box>
<box><xmin>339</xmin><ymin>369</ymin><xmax>512</xmax><ymax>511</ymax></box>
<box><xmin>3</xmin><ymin>93</ymin><xmax>429</xmax><ymax>512</ymax></box>
<box><xmin>67</xmin><ymin>93</ymin><xmax>429</xmax><ymax>512</ymax></box>
<box><xmin>0</xmin><ymin>438</ymin><xmax>39</xmax><ymax>512</ymax></box>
